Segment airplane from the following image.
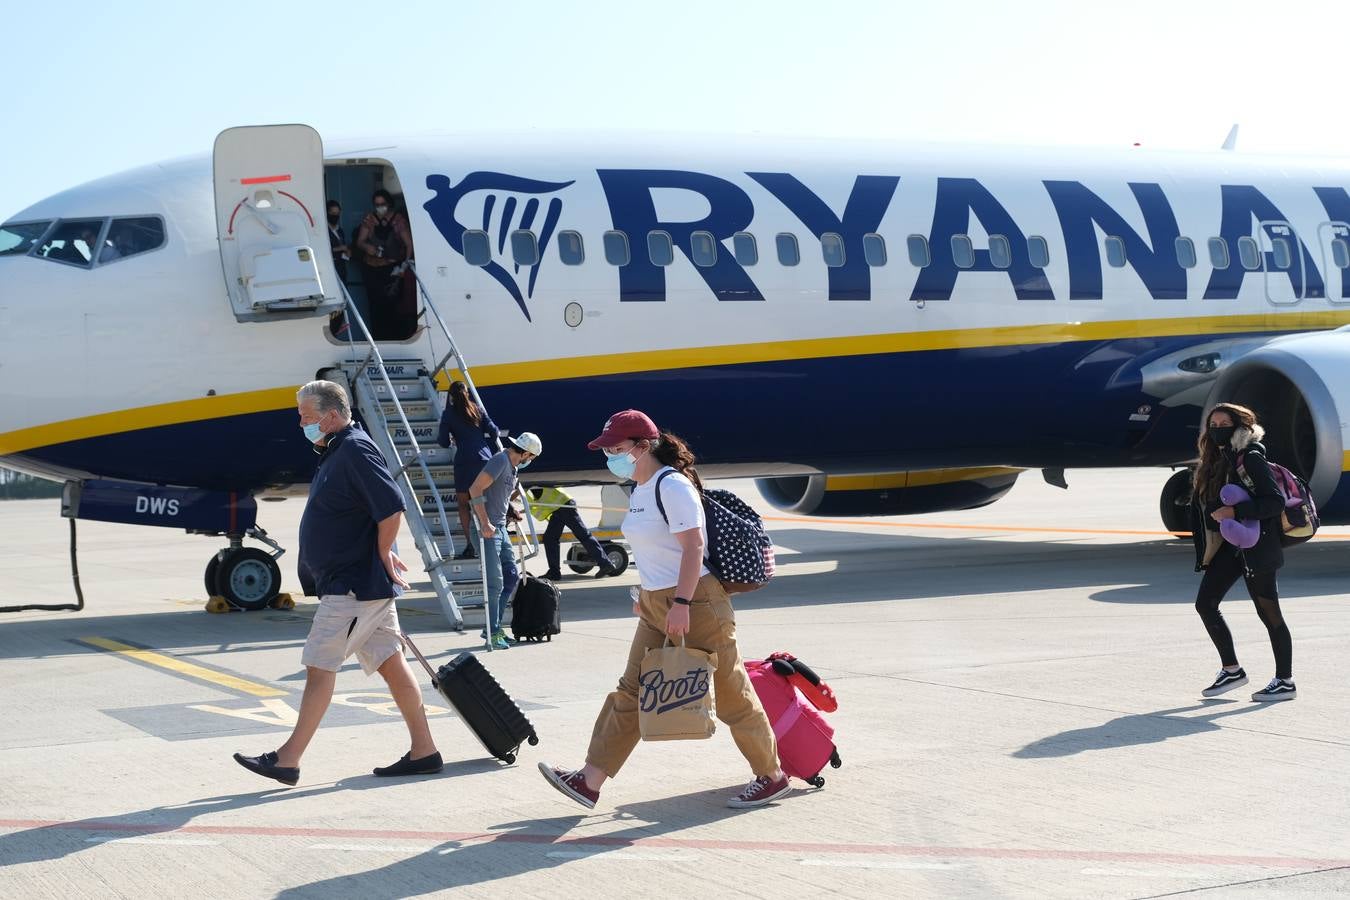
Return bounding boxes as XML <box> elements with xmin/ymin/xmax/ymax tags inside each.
<box><xmin>1</xmin><ymin>124</ymin><xmax>1347</xmax><ymax>623</ymax></box>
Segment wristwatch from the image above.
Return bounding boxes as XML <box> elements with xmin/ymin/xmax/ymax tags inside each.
<box><xmin>673</xmin><ymin>597</ymin><xmax>691</xmax><ymax>606</ymax></box>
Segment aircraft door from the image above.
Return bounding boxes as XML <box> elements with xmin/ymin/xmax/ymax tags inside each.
<box><xmin>1258</xmin><ymin>220</ymin><xmax>1304</xmax><ymax>306</ymax></box>
<box><xmin>213</xmin><ymin>124</ymin><xmax>344</xmax><ymax>322</ymax></box>
<box><xmin>1316</xmin><ymin>222</ymin><xmax>1350</xmax><ymax>305</ymax></box>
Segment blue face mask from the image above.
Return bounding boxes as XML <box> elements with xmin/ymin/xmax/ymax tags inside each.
<box><xmin>606</xmin><ymin>450</ymin><xmax>637</xmax><ymax>480</ymax></box>
<box><xmin>517</xmin><ymin>456</ymin><xmax>532</xmax><ymax>470</ymax></box>
<box><xmin>302</xmin><ymin>421</ymin><xmax>325</xmax><ymax>444</ymax></box>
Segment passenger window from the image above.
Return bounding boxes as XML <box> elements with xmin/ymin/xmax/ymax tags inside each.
<box><xmin>821</xmin><ymin>232</ymin><xmax>846</xmax><ymax>268</ymax></box>
<box><xmin>907</xmin><ymin>235</ymin><xmax>931</xmax><ymax>268</ymax></box>
<box><xmin>1027</xmin><ymin>235</ymin><xmax>1050</xmax><ymax>268</ymax></box>
<box><xmin>951</xmin><ymin>235</ymin><xmax>974</xmax><ymax>269</ymax></box>
<box><xmin>648</xmin><ymin>230</ymin><xmax>674</xmax><ymax>266</ymax></box>
<box><xmin>462</xmin><ymin>229</ymin><xmax>491</xmax><ymax>266</ymax></box>
<box><xmin>863</xmin><ymin>233</ymin><xmax>887</xmax><ymax>267</ymax></box>
<box><xmin>0</xmin><ymin>220</ymin><xmax>53</xmax><ymax>257</ymax></box>
<box><xmin>603</xmin><ymin>230</ymin><xmax>630</xmax><ymax>266</ymax></box>
<box><xmin>511</xmin><ymin>229</ymin><xmax>540</xmax><ymax>266</ymax></box>
<box><xmin>1175</xmin><ymin>236</ymin><xmax>1197</xmax><ymax>269</ymax></box>
<box><xmin>732</xmin><ymin>232</ymin><xmax>758</xmax><ymax>266</ymax></box>
<box><xmin>776</xmin><ymin>233</ymin><xmax>800</xmax><ymax>266</ymax></box>
<box><xmin>33</xmin><ymin>219</ymin><xmax>105</xmax><ymax>268</ymax></box>
<box><xmin>1208</xmin><ymin>237</ymin><xmax>1230</xmax><ymax>269</ymax></box>
<box><xmin>988</xmin><ymin>235</ymin><xmax>1011</xmax><ymax>269</ymax></box>
<box><xmin>1105</xmin><ymin>236</ymin><xmax>1127</xmax><ymax>268</ymax></box>
<box><xmin>100</xmin><ymin>217</ymin><xmax>165</xmax><ymax>263</ymax></box>
<box><xmin>690</xmin><ymin>230</ymin><xmax>718</xmax><ymax>268</ymax></box>
<box><xmin>1238</xmin><ymin>236</ymin><xmax>1261</xmax><ymax>270</ymax></box>
<box><xmin>1332</xmin><ymin>238</ymin><xmax>1350</xmax><ymax>269</ymax></box>
<box><xmin>1270</xmin><ymin>237</ymin><xmax>1292</xmax><ymax>270</ymax></box>
<box><xmin>557</xmin><ymin>230</ymin><xmax>584</xmax><ymax>265</ymax></box>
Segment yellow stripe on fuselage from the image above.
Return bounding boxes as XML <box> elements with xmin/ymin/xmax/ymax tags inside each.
<box><xmin>3</xmin><ymin>312</ymin><xmax>1350</xmax><ymax>457</ymax></box>
<box><xmin>0</xmin><ymin>386</ymin><xmax>301</xmax><ymax>457</ymax></box>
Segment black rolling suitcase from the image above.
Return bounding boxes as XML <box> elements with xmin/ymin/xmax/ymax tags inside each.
<box><xmin>512</xmin><ymin>574</ymin><xmax>561</xmax><ymax>642</ymax></box>
<box><xmin>402</xmin><ymin>634</ymin><xmax>539</xmax><ymax>764</ymax></box>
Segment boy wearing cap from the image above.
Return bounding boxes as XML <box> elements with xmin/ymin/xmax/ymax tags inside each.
<box><xmin>468</xmin><ymin>432</ymin><xmax>542</xmax><ymax>649</ymax></box>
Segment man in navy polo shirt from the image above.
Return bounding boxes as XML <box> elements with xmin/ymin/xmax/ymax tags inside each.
<box><xmin>233</xmin><ymin>380</ymin><xmax>441</xmax><ymax>786</ymax></box>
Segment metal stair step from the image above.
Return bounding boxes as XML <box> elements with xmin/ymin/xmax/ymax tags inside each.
<box><xmin>369</xmin><ymin>379</ymin><xmax>429</xmax><ymax>401</ymax></box>
<box><xmin>380</xmin><ymin>399</ymin><xmax>434</xmax><ymax>420</ymax></box>
<box><xmin>393</xmin><ymin>445</ymin><xmax>454</xmax><ymax>467</ymax></box>
<box><xmin>418</xmin><ymin>489</ymin><xmax>458</xmax><ymax>513</ymax></box>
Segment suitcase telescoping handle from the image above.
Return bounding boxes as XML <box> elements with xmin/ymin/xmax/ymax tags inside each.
<box><xmin>400</xmin><ymin>631</ymin><xmax>439</xmax><ymax>686</ymax></box>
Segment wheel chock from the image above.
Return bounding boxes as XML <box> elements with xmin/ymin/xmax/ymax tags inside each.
<box><xmin>204</xmin><ymin>595</ymin><xmax>232</xmax><ymax>614</ymax></box>
<box><xmin>269</xmin><ymin>592</ymin><xmax>295</xmax><ymax>610</ymax></box>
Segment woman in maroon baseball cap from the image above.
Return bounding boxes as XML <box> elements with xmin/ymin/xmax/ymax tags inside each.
<box><xmin>538</xmin><ymin>410</ymin><xmax>789</xmax><ymax>810</ymax></box>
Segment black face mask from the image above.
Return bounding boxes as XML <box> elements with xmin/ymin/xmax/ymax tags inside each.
<box><xmin>1209</xmin><ymin>425</ymin><xmax>1237</xmax><ymax>447</ymax></box>
<box><xmin>327</xmin><ymin>213</ymin><xmax>340</xmax><ymax>225</ymax></box>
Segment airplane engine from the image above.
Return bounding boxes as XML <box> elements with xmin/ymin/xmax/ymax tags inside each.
<box><xmin>756</xmin><ymin>467</ymin><xmax>1022</xmax><ymax>517</ymax></box>
<box><xmin>1204</xmin><ymin>330</ymin><xmax>1350</xmax><ymax>521</ymax></box>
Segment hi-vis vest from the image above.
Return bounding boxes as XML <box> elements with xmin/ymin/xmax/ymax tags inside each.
<box><xmin>531</xmin><ymin>486</ymin><xmax>574</xmax><ymax>521</ymax></box>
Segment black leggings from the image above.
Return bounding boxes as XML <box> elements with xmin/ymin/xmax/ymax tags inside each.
<box><xmin>1195</xmin><ymin>547</ymin><xmax>1292</xmax><ymax>679</ymax></box>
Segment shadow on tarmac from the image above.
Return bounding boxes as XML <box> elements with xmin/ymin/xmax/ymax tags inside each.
<box><xmin>0</xmin><ymin>529</ymin><xmax>1345</xmax><ymax>665</ymax></box>
<box><xmin>272</xmin><ymin>785</ymin><xmax>774</xmax><ymax>899</ymax></box>
<box><xmin>1012</xmin><ymin>700</ymin><xmax>1273</xmax><ymax>758</ymax></box>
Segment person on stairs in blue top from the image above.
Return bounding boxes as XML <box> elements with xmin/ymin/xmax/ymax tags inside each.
<box><xmin>436</xmin><ymin>380</ymin><xmax>500</xmax><ymax>559</ymax></box>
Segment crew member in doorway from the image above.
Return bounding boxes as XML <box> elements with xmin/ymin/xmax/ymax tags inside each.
<box><xmin>356</xmin><ymin>189</ymin><xmax>415</xmax><ymax>341</ymax></box>
<box><xmin>529</xmin><ymin>485</ymin><xmax>620</xmax><ymax>580</ymax></box>
<box><xmin>232</xmin><ymin>380</ymin><xmax>442</xmax><ymax>785</ymax></box>
<box><xmin>327</xmin><ymin>201</ymin><xmax>352</xmax><ymax>339</ymax></box>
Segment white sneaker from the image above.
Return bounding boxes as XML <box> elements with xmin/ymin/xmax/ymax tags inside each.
<box><xmin>1251</xmin><ymin>678</ymin><xmax>1296</xmax><ymax>702</ymax></box>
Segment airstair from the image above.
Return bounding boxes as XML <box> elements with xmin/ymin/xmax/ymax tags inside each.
<box><xmin>333</xmin><ymin>272</ymin><xmax>538</xmax><ymax>640</ymax></box>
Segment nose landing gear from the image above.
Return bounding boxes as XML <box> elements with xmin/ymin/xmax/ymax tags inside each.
<box><xmin>205</xmin><ymin>526</ymin><xmax>285</xmax><ymax>610</ymax></box>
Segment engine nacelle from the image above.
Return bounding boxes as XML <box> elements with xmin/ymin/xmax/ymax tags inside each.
<box><xmin>756</xmin><ymin>467</ymin><xmax>1021</xmax><ymax>517</ymax></box>
<box><xmin>1206</xmin><ymin>329</ymin><xmax>1350</xmax><ymax>522</ymax></box>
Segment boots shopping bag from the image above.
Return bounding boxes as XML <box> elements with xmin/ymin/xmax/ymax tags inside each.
<box><xmin>638</xmin><ymin>638</ymin><xmax>718</xmax><ymax>742</ymax></box>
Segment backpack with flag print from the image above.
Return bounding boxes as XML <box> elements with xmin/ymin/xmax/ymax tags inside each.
<box><xmin>1236</xmin><ymin>451</ymin><xmax>1320</xmax><ymax>547</ymax></box>
<box><xmin>654</xmin><ymin>470</ymin><xmax>775</xmax><ymax>593</ymax></box>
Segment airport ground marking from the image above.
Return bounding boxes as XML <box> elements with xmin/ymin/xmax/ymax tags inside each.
<box><xmin>77</xmin><ymin>637</ymin><xmax>286</xmax><ymax>698</ymax></box>
<box><xmin>1</xmin><ymin>818</ymin><xmax>1348</xmax><ymax>870</ymax></box>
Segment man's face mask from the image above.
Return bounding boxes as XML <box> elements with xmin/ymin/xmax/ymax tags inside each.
<box><xmin>328</xmin><ymin>212</ymin><xmax>340</xmax><ymax>225</ymax></box>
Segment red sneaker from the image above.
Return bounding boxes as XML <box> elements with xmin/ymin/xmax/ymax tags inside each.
<box><xmin>727</xmin><ymin>773</ymin><xmax>791</xmax><ymax>808</ymax></box>
<box><xmin>538</xmin><ymin>763</ymin><xmax>599</xmax><ymax>809</ymax></box>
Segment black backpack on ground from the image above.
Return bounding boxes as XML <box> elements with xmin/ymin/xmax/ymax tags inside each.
<box><xmin>511</xmin><ymin>574</ymin><xmax>561</xmax><ymax>642</ymax></box>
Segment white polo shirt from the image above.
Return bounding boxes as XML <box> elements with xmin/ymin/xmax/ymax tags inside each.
<box><xmin>623</xmin><ymin>467</ymin><xmax>709</xmax><ymax>590</ymax></box>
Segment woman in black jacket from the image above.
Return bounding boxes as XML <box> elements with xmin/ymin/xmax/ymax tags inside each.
<box><xmin>1191</xmin><ymin>402</ymin><xmax>1295</xmax><ymax>701</ymax></box>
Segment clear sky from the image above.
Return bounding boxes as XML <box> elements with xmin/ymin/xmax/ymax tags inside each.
<box><xmin>2</xmin><ymin>0</ymin><xmax>1346</xmax><ymax>218</ymax></box>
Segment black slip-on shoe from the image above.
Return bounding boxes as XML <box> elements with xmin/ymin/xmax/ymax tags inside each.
<box><xmin>233</xmin><ymin>750</ymin><xmax>299</xmax><ymax>786</ymax></box>
<box><xmin>373</xmin><ymin>751</ymin><xmax>444</xmax><ymax>777</ymax></box>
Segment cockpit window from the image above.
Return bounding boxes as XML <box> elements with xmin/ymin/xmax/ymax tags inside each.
<box><xmin>32</xmin><ymin>219</ymin><xmax>106</xmax><ymax>267</ymax></box>
<box><xmin>102</xmin><ymin>217</ymin><xmax>165</xmax><ymax>263</ymax></box>
<box><xmin>0</xmin><ymin>221</ymin><xmax>53</xmax><ymax>257</ymax></box>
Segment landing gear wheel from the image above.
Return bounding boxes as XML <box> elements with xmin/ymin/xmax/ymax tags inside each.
<box><xmin>602</xmin><ymin>543</ymin><xmax>629</xmax><ymax>575</ymax></box>
<box><xmin>1159</xmin><ymin>469</ymin><xmax>1194</xmax><ymax>538</ymax></box>
<box><xmin>567</xmin><ymin>562</ymin><xmax>593</xmax><ymax>575</ymax></box>
<box><xmin>216</xmin><ymin>548</ymin><xmax>282</xmax><ymax>611</ymax></box>
<box><xmin>204</xmin><ymin>553</ymin><xmax>222</xmax><ymax>598</ymax></box>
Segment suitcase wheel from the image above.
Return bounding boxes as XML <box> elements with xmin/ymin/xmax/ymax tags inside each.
<box><xmin>808</xmin><ymin>775</ymin><xmax>825</xmax><ymax>788</ymax></box>
<box><xmin>527</xmin><ymin>733</ymin><xmax>539</xmax><ymax>746</ymax></box>
<box><xmin>502</xmin><ymin>752</ymin><xmax>516</xmax><ymax>765</ymax></box>
<box><xmin>830</xmin><ymin>749</ymin><xmax>842</xmax><ymax>769</ymax></box>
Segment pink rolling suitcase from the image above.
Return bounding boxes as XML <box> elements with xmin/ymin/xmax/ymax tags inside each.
<box><xmin>745</xmin><ymin>651</ymin><xmax>841</xmax><ymax>787</ymax></box>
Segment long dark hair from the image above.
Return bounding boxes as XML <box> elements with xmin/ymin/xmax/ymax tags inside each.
<box><xmin>448</xmin><ymin>381</ymin><xmax>480</xmax><ymax>427</ymax></box>
<box><xmin>647</xmin><ymin>430</ymin><xmax>703</xmax><ymax>493</ymax></box>
<box><xmin>1192</xmin><ymin>402</ymin><xmax>1259</xmax><ymax>503</ymax></box>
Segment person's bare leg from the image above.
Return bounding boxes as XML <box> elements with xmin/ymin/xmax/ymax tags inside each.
<box><xmin>579</xmin><ymin>763</ymin><xmax>608</xmax><ymax>790</ymax></box>
<box><xmin>378</xmin><ymin>652</ymin><xmax>438</xmax><ymax>758</ymax></box>
<box><xmin>456</xmin><ymin>495</ymin><xmax>474</xmax><ymax>555</ymax></box>
<box><xmin>275</xmin><ymin>666</ymin><xmax>336</xmax><ymax>767</ymax></box>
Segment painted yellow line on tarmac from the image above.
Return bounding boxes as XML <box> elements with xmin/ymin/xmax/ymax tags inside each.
<box><xmin>80</xmin><ymin>637</ymin><xmax>285</xmax><ymax>698</ymax></box>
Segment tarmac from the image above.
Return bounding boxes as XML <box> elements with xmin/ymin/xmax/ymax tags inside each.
<box><xmin>2</xmin><ymin>469</ymin><xmax>1349</xmax><ymax>899</ymax></box>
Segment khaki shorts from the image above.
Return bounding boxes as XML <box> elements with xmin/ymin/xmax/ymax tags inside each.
<box><xmin>301</xmin><ymin>593</ymin><xmax>403</xmax><ymax>675</ymax></box>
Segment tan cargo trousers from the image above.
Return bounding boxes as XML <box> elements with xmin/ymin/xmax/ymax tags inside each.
<box><xmin>585</xmin><ymin>573</ymin><xmax>779</xmax><ymax>778</ymax></box>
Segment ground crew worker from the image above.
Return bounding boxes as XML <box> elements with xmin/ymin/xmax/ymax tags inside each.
<box><xmin>529</xmin><ymin>485</ymin><xmax>620</xmax><ymax>581</ymax></box>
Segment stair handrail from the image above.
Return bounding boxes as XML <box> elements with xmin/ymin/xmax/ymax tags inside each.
<box><xmin>338</xmin><ymin>285</ymin><xmax>461</xmax><ymax>582</ymax></box>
